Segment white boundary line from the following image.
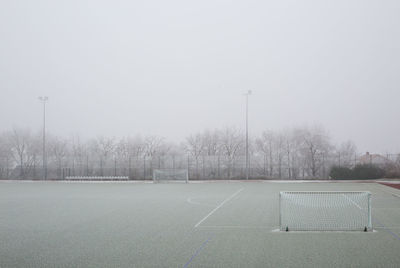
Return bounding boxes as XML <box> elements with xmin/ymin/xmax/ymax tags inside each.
<box><xmin>0</xmin><ymin>180</ymin><xmax>154</xmax><ymax>184</ymax></box>
<box><xmin>272</xmin><ymin>229</ymin><xmax>378</xmax><ymax>233</ymax></box>
<box><xmin>376</xmin><ymin>184</ymin><xmax>400</xmax><ymax>198</ymax></box>
<box><xmin>342</xmin><ymin>194</ymin><xmax>363</xmax><ymax>210</ymax></box>
<box><xmin>197</xmin><ymin>225</ymin><xmax>273</xmax><ymax>229</ymax></box>
<box><xmin>194</xmin><ymin>188</ymin><xmax>244</xmax><ymax>228</ymax></box>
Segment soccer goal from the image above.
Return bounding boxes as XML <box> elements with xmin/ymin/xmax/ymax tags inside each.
<box><xmin>152</xmin><ymin>169</ymin><xmax>189</xmax><ymax>183</ymax></box>
<box><xmin>279</xmin><ymin>191</ymin><xmax>372</xmax><ymax>231</ymax></box>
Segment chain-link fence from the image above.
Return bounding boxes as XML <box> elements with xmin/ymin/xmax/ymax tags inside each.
<box><xmin>0</xmin><ymin>154</ymin><xmax>343</xmax><ymax>180</ymax></box>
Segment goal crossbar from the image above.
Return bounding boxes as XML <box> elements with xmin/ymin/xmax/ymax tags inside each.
<box><xmin>279</xmin><ymin>191</ymin><xmax>372</xmax><ymax>231</ymax></box>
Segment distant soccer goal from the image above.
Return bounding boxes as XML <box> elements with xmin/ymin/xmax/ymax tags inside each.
<box><xmin>152</xmin><ymin>169</ymin><xmax>189</xmax><ymax>183</ymax></box>
<box><xmin>279</xmin><ymin>191</ymin><xmax>372</xmax><ymax>231</ymax></box>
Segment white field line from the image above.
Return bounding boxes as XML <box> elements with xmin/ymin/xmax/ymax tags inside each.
<box><xmin>376</xmin><ymin>184</ymin><xmax>400</xmax><ymax>198</ymax></box>
<box><xmin>387</xmin><ymin>191</ymin><xmax>400</xmax><ymax>198</ymax></box>
<box><xmin>272</xmin><ymin>229</ymin><xmax>378</xmax><ymax>233</ymax></box>
<box><xmin>197</xmin><ymin>225</ymin><xmax>274</xmax><ymax>229</ymax></box>
<box><xmin>194</xmin><ymin>188</ymin><xmax>244</xmax><ymax>228</ymax></box>
<box><xmin>2</xmin><ymin>180</ymin><xmax>154</xmax><ymax>184</ymax></box>
<box><xmin>342</xmin><ymin>194</ymin><xmax>363</xmax><ymax>210</ymax></box>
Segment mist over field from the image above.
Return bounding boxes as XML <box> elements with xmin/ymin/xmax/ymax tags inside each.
<box><xmin>1</xmin><ymin>3</ymin><xmax>400</xmax><ymax>267</ymax></box>
<box><xmin>1</xmin><ymin>0</ymin><xmax>399</xmax><ymax>154</ymax></box>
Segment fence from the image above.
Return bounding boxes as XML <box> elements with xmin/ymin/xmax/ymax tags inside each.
<box><xmin>0</xmin><ymin>154</ymin><xmax>342</xmax><ymax>180</ymax></box>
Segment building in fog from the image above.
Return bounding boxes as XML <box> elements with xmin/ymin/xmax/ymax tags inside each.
<box><xmin>358</xmin><ymin>152</ymin><xmax>390</xmax><ymax>166</ymax></box>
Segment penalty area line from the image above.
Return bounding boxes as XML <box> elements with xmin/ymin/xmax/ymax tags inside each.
<box><xmin>194</xmin><ymin>188</ymin><xmax>244</xmax><ymax>228</ymax></box>
<box><xmin>197</xmin><ymin>225</ymin><xmax>274</xmax><ymax>229</ymax></box>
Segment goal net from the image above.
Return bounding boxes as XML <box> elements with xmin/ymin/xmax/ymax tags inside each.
<box><xmin>279</xmin><ymin>191</ymin><xmax>372</xmax><ymax>231</ymax></box>
<box><xmin>152</xmin><ymin>169</ymin><xmax>189</xmax><ymax>183</ymax></box>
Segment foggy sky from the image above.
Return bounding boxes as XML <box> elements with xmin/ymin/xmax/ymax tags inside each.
<box><xmin>0</xmin><ymin>0</ymin><xmax>399</xmax><ymax>153</ymax></box>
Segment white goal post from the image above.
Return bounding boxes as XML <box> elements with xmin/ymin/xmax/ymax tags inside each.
<box><xmin>152</xmin><ymin>169</ymin><xmax>189</xmax><ymax>183</ymax></box>
<box><xmin>279</xmin><ymin>191</ymin><xmax>372</xmax><ymax>231</ymax></box>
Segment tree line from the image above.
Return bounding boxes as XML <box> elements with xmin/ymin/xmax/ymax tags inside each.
<box><xmin>0</xmin><ymin>125</ymin><xmax>373</xmax><ymax>180</ymax></box>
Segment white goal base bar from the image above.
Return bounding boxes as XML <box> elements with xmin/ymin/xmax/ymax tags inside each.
<box><xmin>279</xmin><ymin>191</ymin><xmax>372</xmax><ymax>231</ymax></box>
<box><xmin>152</xmin><ymin>169</ymin><xmax>189</xmax><ymax>183</ymax></box>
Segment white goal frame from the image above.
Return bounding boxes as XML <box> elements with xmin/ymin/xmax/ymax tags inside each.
<box><xmin>279</xmin><ymin>191</ymin><xmax>372</xmax><ymax>231</ymax></box>
<box><xmin>152</xmin><ymin>169</ymin><xmax>189</xmax><ymax>183</ymax></box>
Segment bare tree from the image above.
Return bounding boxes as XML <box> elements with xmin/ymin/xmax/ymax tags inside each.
<box><xmin>185</xmin><ymin>133</ymin><xmax>205</xmax><ymax>178</ymax></box>
<box><xmin>144</xmin><ymin>136</ymin><xmax>165</xmax><ymax>157</ymax></box>
<box><xmin>120</xmin><ymin>136</ymin><xmax>145</xmax><ymax>159</ymax></box>
<box><xmin>256</xmin><ymin>130</ymin><xmax>275</xmax><ymax>177</ymax></box>
<box><xmin>70</xmin><ymin>134</ymin><xmax>89</xmax><ymax>176</ymax></box>
<box><xmin>297</xmin><ymin>125</ymin><xmax>332</xmax><ymax>178</ymax></box>
<box><xmin>6</xmin><ymin>128</ymin><xmax>41</xmax><ymax>178</ymax></box>
<box><xmin>283</xmin><ymin>130</ymin><xmax>294</xmax><ymax>179</ymax></box>
<box><xmin>337</xmin><ymin>140</ymin><xmax>357</xmax><ymax>168</ymax></box>
<box><xmin>0</xmin><ymin>124</ymin><xmax>358</xmax><ymax>180</ymax></box>
<box><xmin>113</xmin><ymin>135</ymin><xmax>146</xmax><ymax>178</ymax></box>
<box><xmin>89</xmin><ymin>136</ymin><xmax>116</xmax><ymax>175</ymax></box>
<box><xmin>202</xmin><ymin>129</ymin><xmax>220</xmax><ymax>156</ymax></box>
<box><xmin>48</xmin><ymin>135</ymin><xmax>69</xmax><ymax>177</ymax></box>
<box><xmin>0</xmin><ymin>132</ymin><xmax>12</xmax><ymax>178</ymax></box>
<box><xmin>219</xmin><ymin>127</ymin><xmax>244</xmax><ymax>178</ymax></box>
<box><xmin>274</xmin><ymin>133</ymin><xmax>286</xmax><ymax>179</ymax></box>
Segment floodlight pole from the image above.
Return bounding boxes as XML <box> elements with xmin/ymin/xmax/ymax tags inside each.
<box><xmin>38</xmin><ymin>96</ymin><xmax>48</xmax><ymax>180</ymax></box>
<box><xmin>245</xmin><ymin>90</ymin><xmax>252</xmax><ymax>180</ymax></box>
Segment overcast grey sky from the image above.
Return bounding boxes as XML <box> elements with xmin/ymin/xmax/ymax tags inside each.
<box><xmin>0</xmin><ymin>0</ymin><xmax>399</xmax><ymax>153</ymax></box>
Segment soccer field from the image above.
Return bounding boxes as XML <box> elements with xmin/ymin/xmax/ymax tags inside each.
<box><xmin>1</xmin><ymin>181</ymin><xmax>400</xmax><ymax>267</ymax></box>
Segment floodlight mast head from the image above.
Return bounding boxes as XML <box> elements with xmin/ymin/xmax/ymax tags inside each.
<box><xmin>243</xmin><ymin>90</ymin><xmax>252</xmax><ymax>96</ymax></box>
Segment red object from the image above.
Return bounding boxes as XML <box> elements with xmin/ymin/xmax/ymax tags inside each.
<box><xmin>380</xmin><ymin>182</ymin><xmax>400</xmax><ymax>190</ymax></box>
